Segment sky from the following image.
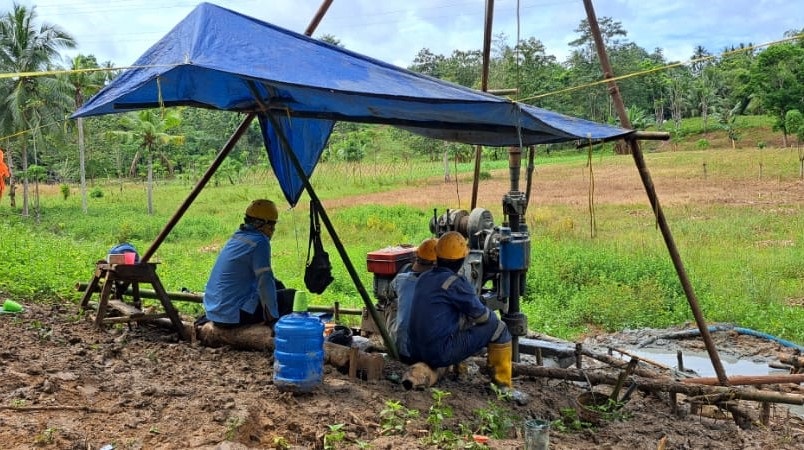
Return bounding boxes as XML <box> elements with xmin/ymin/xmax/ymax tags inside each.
<box><xmin>9</xmin><ymin>0</ymin><xmax>803</xmax><ymax>71</ymax></box>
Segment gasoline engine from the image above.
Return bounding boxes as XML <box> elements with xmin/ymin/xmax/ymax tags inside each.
<box><xmin>366</xmin><ymin>147</ymin><xmax>533</xmax><ymax>360</ymax></box>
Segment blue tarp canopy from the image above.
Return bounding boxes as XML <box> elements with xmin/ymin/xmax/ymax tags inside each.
<box><xmin>73</xmin><ymin>2</ymin><xmax>632</xmax><ymax>205</ymax></box>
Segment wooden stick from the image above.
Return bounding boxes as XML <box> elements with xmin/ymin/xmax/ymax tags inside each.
<box><xmin>0</xmin><ymin>405</ymin><xmax>108</xmax><ymax>413</ymax></box>
<box><xmin>512</xmin><ymin>363</ymin><xmax>804</xmax><ymax>405</ymax></box>
<box><xmin>778</xmin><ymin>355</ymin><xmax>804</xmax><ymax>368</ymax></box>
<box><xmin>611</xmin><ymin>357</ymin><xmax>639</xmax><ymax>401</ymax></box>
<box><xmin>609</xmin><ymin>346</ymin><xmax>673</xmax><ymax>371</ymax></box>
<box><xmin>580</xmin><ymin>348</ymin><xmax>665</xmax><ymax>379</ymax></box>
<box><xmin>683</xmin><ymin>373</ymin><xmax>804</xmax><ymax>386</ymax></box>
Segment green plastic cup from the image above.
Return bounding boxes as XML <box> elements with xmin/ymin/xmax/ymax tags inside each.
<box><xmin>2</xmin><ymin>299</ymin><xmax>23</xmax><ymax>313</ymax></box>
<box><xmin>292</xmin><ymin>290</ymin><xmax>309</xmax><ymax>313</ymax></box>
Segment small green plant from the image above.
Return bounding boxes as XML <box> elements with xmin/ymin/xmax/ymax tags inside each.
<box><xmin>225</xmin><ymin>416</ymin><xmax>245</xmax><ymax>440</ymax></box>
<box><xmin>323</xmin><ymin>423</ymin><xmax>346</xmax><ymax>449</ymax></box>
<box><xmin>379</xmin><ymin>399</ymin><xmax>419</xmax><ymax>435</ymax></box>
<box><xmin>552</xmin><ymin>407</ymin><xmax>592</xmax><ymax>432</ymax></box>
<box><xmin>34</xmin><ymin>427</ymin><xmax>57</xmax><ymax>445</ymax></box>
<box><xmin>11</xmin><ymin>399</ymin><xmax>27</xmax><ymax>408</ymax></box>
<box><xmin>696</xmin><ymin>139</ymin><xmax>710</xmax><ymax>150</ymax></box>
<box><xmin>147</xmin><ymin>350</ymin><xmax>160</xmax><ymax>364</ymax></box>
<box><xmin>473</xmin><ymin>384</ymin><xmax>517</xmax><ymax>439</ymax></box>
<box><xmin>586</xmin><ymin>397</ymin><xmax>632</xmax><ymax>422</ymax></box>
<box><xmin>420</xmin><ymin>389</ymin><xmax>457</xmax><ymax>447</ymax></box>
<box><xmin>90</xmin><ymin>187</ymin><xmax>104</xmax><ymax>198</ymax></box>
<box><xmin>757</xmin><ymin>140</ymin><xmax>766</xmax><ymax>149</ymax></box>
<box><xmin>149</xmin><ymin>426</ymin><xmax>160</xmax><ymax>434</ymax></box>
<box><xmin>271</xmin><ymin>436</ymin><xmax>290</xmax><ymax>449</ymax></box>
<box><xmin>60</xmin><ymin>184</ymin><xmax>70</xmax><ymax>200</ymax></box>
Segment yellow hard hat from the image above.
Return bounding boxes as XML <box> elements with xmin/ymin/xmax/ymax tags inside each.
<box><xmin>245</xmin><ymin>199</ymin><xmax>279</xmax><ymax>222</ymax></box>
<box><xmin>436</xmin><ymin>231</ymin><xmax>468</xmax><ymax>261</ymax></box>
<box><xmin>416</xmin><ymin>238</ymin><xmax>438</xmax><ymax>262</ymax></box>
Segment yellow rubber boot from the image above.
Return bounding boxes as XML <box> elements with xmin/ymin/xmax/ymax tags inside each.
<box><xmin>487</xmin><ymin>341</ymin><xmax>512</xmax><ymax>388</ymax></box>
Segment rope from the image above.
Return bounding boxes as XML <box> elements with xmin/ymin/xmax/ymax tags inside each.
<box><xmin>586</xmin><ymin>134</ymin><xmax>596</xmax><ymax>238</ymax></box>
<box><xmin>519</xmin><ymin>34</ymin><xmax>803</xmax><ymax>103</ymax></box>
<box><xmin>0</xmin><ymin>63</ymin><xmax>176</xmax><ymax>80</ymax></box>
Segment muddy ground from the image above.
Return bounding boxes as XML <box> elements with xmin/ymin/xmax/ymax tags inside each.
<box><xmin>1</xmin><ymin>301</ymin><xmax>802</xmax><ymax>450</ymax></box>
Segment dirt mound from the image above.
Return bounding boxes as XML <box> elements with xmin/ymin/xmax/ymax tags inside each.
<box><xmin>1</xmin><ymin>302</ymin><xmax>802</xmax><ymax>449</ymax></box>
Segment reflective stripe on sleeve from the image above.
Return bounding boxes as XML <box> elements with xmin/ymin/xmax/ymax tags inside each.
<box><xmin>440</xmin><ymin>274</ymin><xmax>459</xmax><ymax>290</ymax></box>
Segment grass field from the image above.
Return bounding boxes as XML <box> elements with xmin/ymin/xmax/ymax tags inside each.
<box><xmin>1</xmin><ymin>118</ymin><xmax>802</xmax><ymax>344</ymax></box>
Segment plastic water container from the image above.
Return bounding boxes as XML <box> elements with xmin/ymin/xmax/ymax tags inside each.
<box><xmin>273</xmin><ymin>292</ymin><xmax>325</xmax><ymax>392</ymax></box>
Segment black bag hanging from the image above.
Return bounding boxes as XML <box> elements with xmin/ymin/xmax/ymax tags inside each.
<box><xmin>304</xmin><ymin>200</ymin><xmax>334</xmax><ymax>294</ymax></box>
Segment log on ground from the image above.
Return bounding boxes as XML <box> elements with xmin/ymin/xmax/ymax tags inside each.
<box><xmin>512</xmin><ymin>363</ymin><xmax>804</xmax><ymax>405</ymax></box>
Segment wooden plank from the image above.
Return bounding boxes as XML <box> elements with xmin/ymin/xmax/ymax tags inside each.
<box><xmin>108</xmin><ymin>299</ymin><xmax>143</xmax><ymax>317</ymax></box>
<box><xmin>102</xmin><ymin>313</ymin><xmax>168</xmax><ymax>325</ymax></box>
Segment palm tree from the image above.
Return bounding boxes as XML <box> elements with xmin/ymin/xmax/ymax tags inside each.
<box><xmin>65</xmin><ymin>54</ymin><xmax>104</xmax><ymax>213</ymax></box>
<box><xmin>0</xmin><ymin>2</ymin><xmax>75</xmax><ymax>216</ymax></box>
<box><xmin>111</xmin><ymin>108</ymin><xmax>184</xmax><ymax>215</ymax></box>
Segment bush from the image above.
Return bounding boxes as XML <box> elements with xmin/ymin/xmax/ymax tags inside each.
<box><xmin>60</xmin><ymin>184</ymin><xmax>70</xmax><ymax>200</ymax></box>
<box><xmin>696</xmin><ymin>139</ymin><xmax>710</xmax><ymax>150</ymax></box>
<box><xmin>90</xmin><ymin>187</ymin><xmax>103</xmax><ymax>198</ymax></box>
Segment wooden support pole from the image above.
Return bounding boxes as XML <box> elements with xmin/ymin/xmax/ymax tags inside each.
<box><xmin>581</xmin><ymin>0</ymin><xmax>728</xmax><ymax>386</ymax></box>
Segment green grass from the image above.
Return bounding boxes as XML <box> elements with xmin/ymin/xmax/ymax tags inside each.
<box><xmin>1</xmin><ymin>123</ymin><xmax>802</xmax><ymax>344</ymax></box>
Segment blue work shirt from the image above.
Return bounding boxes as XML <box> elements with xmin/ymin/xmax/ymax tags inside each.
<box><xmin>203</xmin><ymin>225</ymin><xmax>277</xmax><ymax>324</ymax></box>
<box><xmin>391</xmin><ymin>269</ymin><xmax>423</xmax><ymax>359</ymax></box>
<box><xmin>407</xmin><ymin>266</ymin><xmax>489</xmax><ymax>367</ymax></box>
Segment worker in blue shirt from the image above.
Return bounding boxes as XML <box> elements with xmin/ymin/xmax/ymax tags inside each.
<box><xmin>390</xmin><ymin>237</ymin><xmax>437</xmax><ymax>362</ymax></box>
<box><xmin>407</xmin><ymin>231</ymin><xmax>513</xmax><ymax>387</ymax></box>
<box><xmin>203</xmin><ymin>199</ymin><xmax>292</xmax><ymax>328</ymax></box>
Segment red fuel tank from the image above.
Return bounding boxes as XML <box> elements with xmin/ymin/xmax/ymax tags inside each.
<box><xmin>366</xmin><ymin>246</ymin><xmax>416</xmax><ymax>276</ymax></box>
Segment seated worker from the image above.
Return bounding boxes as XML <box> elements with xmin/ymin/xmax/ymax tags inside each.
<box><xmin>407</xmin><ymin>231</ymin><xmax>513</xmax><ymax>387</ymax></box>
<box><xmin>202</xmin><ymin>199</ymin><xmax>294</xmax><ymax>328</ymax></box>
<box><xmin>390</xmin><ymin>237</ymin><xmax>437</xmax><ymax>362</ymax></box>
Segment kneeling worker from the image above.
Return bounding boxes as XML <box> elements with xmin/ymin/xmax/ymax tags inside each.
<box><xmin>203</xmin><ymin>199</ymin><xmax>293</xmax><ymax>328</ymax></box>
<box><xmin>390</xmin><ymin>237</ymin><xmax>438</xmax><ymax>362</ymax></box>
<box><xmin>407</xmin><ymin>231</ymin><xmax>513</xmax><ymax>387</ymax></box>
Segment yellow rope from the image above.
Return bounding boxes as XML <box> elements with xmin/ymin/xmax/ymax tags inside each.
<box><xmin>0</xmin><ymin>63</ymin><xmax>177</xmax><ymax>80</ymax></box>
<box><xmin>519</xmin><ymin>34</ymin><xmax>803</xmax><ymax>102</ymax></box>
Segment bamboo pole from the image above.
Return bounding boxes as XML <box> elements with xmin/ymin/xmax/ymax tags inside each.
<box><xmin>512</xmin><ymin>363</ymin><xmax>804</xmax><ymax>405</ymax></box>
<box><xmin>581</xmin><ymin>0</ymin><xmax>728</xmax><ymax>386</ymax></box>
<box><xmin>471</xmin><ymin>0</ymin><xmax>495</xmax><ymax>210</ymax></box>
<box><xmin>682</xmin><ymin>373</ymin><xmax>804</xmax><ymax>386</ymax></box>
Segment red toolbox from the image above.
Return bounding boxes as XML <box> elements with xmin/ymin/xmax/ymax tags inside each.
<box><xmin>366</xmin><ymin>246</ymin><xmax>416</xmax><ymax>276</ymax></box>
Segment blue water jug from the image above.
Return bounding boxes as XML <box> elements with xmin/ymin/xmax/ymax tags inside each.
<box><xmin>273</xmin><ymin>291</ymin><xmax>324</xmax><ymax>392</ymax></box>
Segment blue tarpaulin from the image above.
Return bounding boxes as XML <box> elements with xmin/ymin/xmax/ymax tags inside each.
<box><xmin>73</xmin><ymin>2</ymin><xmax>632</xmax><ymax>205</ymax></box>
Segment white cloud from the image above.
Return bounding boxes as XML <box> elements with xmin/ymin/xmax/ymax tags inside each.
<box><xmin>9</xmin><ymin>0</ymin><xmax>802</xmax><ymax>70</ymax></box>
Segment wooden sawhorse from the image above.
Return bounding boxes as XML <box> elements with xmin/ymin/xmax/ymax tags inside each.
<box><xmin>79</xmin><ymin>262</ymin><xmax>189</xmax><ymax>341</ymax></box>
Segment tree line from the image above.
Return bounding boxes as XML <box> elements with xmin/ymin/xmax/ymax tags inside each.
<box><xmin>1</xmin><ymin>2</ymin><xmax>803</xmax><ymax>217</ymax></box>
